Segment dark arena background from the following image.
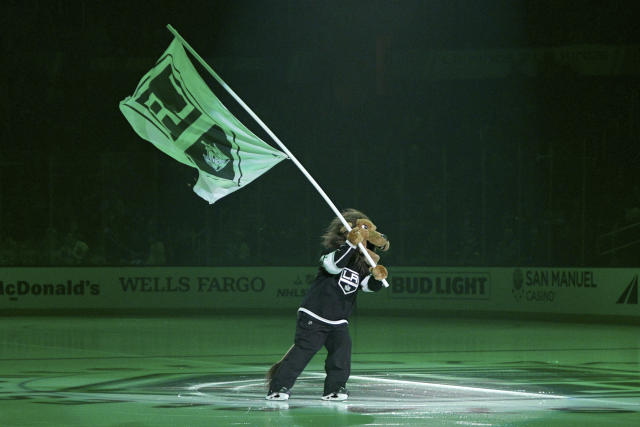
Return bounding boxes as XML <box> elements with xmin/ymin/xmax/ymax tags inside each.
<box><xmin>2</xmin><ymin>1</ymin><xmax>639</xmax><ymax>426</ymax></box>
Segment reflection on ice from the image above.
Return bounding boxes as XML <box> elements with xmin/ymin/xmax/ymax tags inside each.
<box><xmin>187</xmin><ymin>371</ymin><xmax>575</xmax><ymax>415</ymax></box>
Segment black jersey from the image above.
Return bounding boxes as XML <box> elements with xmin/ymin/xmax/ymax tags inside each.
<box><xmin>298</xmin><ymin>242</ymin><xmax>384</xmax><ymax>325</ymax></box>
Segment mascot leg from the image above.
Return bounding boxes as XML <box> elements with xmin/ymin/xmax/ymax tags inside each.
<box><xmin>322</xmin><ymin>325</ymin><xmax>351</xmax><ymax>400</ymax></box>
<box><xmin>266</xmin><ymin>314</ymin><xmax>327</xmax><ymax>400</ymax></box>
<box><xmin>266</xmin><ymin>344</ymin><xmax>296</xmax><ymax>400</ymax></box>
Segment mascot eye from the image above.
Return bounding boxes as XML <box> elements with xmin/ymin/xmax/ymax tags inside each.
<box><xmin>361</xmin><ymin>224</ymin><xmax>369</xmax><ymax>229</ymax></box>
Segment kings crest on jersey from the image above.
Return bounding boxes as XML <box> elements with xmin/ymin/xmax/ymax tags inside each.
<box><xmin>338</xmin><ymin>268</ymin><xmax>360</xmax><ymax>295</ymax></box>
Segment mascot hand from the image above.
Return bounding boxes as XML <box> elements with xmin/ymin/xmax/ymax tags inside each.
<box><xmin>370</xmin><ymin>265</ymin><xmax>388</xmax><ymax>281</ymax></box>
<box><xmin>347</xmin><ymin>225</ymin><xmax>369</xmax><ymax>246</ymax></box>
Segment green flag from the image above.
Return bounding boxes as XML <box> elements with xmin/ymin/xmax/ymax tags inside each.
<box><xmin>119</xmin><ymin>37</ymin><xmax>287</xmax><ymax>204</ymax></box>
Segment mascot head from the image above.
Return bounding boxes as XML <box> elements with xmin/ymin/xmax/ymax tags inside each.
<box><xmin>321</xmin><ymin>208</ymin><xmax>390</xmax><ymax>268</ymax></box>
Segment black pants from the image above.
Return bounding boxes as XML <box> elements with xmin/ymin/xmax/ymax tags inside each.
<box><xmin>270</xmin><ymin>312</ymin><xmax>352</xmax><ymax>395</ymax></box>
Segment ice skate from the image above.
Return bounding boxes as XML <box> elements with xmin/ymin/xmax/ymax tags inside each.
<box><xmin>265</xmin><ymin>387</ymin><xmax>290</xmax><ymax>401</ymax></box>
<box><xmin>321</xmin><ymin>386</ymin><xmax>349</xmax><ymax>401</ymax></box>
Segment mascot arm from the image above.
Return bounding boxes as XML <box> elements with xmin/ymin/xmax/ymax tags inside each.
<box><xmin>320</xmin><ymin>242</ymin><xmax>357</xmax><ymax>274</ymax></box>
<box><xmin>361</xmin><ymin>265</ymin><xmax>387</xmax><ymax>292</ymax></box>
<box><xmin>361</xmin><ymin>272</ymin><xmax>385</xmax><ymax>293</ymax></box>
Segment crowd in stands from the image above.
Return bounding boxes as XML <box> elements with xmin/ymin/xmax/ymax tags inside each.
<box><xmin>1</xmin><ymin>158</ymin><xmax>637</xmax><ymax>268</ymax></box>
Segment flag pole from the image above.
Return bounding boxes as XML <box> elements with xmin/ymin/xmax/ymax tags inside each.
<box><xmin>166</xmin><ymin>25</ymin><xmax>389</xmax><ymax>287</ymax></box>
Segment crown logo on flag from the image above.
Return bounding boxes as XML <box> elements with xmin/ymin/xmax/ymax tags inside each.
<box><xmin>202</xmin><ymin>141</ymin><xmax>230</xmax><ymax>172</ymax></box>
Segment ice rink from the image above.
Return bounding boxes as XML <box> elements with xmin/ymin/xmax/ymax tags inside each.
<box><xmin>1</xmin><ymin>314</ymin><xmax>638</xmax><ymax>426</ymax></box>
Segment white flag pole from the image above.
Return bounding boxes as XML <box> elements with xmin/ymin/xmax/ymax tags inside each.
<box><xmin>166</xmin><ymin>25</ymin><xmax>389</xmax><ymax>287</ymax></box>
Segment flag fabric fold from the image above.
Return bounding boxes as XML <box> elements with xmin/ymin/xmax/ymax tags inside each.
<box><xmin>119</xmin><ymin>37</ymin><xmax>287</xmax><ymax>204</ymax></box>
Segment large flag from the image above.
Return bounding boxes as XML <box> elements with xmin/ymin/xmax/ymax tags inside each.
<box><xmin>119</xmin><ymin>37</ymin><xmax>288</xmax><ymax>204</ymax></box>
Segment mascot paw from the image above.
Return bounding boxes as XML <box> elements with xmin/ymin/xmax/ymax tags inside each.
<box><xmin>370</xmin><ymin>265</ymin><xmax>388</xmax><ymax>281</ymax></box>
<box><xmin>347</xmin><ymin>225</ymin><xmax>369</xmax><ymax>246</ymax></box>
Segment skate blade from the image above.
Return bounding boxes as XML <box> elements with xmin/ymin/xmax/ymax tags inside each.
<box><xmin>321</xmin><ymin>393</ymin><xmax>348</xmax><ymax>401</ymax></box>
<box><xmin>265</xmin><ymin>393</ymin><xmax>289</xmax><ymax>401</ymax></box>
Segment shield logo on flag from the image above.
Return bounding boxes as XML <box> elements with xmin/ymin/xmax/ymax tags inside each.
<box><xmin>185</xmin><ymin>125</ymin><xmax>237</xmax><ymax>181</ymax></box>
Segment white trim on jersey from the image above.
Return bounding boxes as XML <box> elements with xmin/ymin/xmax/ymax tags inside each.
<box><xmin>360</xmin><ymin>275</ymin><xmax>375</xmax><ymax>292</ymax></box>
<box><xmin>297</xmin><ymin>307</ymin><xmax>349</xmax><ymax>325</ymax></box>
<box><xmin>321</xmin><ymin>245</ymin><xmax>355</xmax><ymax>274</ymax></box>
<box><xmin>335</xmin><ymin>245</ymin><xmax>355</xmax><ymax>264</ymax></box>
<box><xmin>321</xmin><ymin>252</ymin><xmax>341</xmax><ymax>274</ymax></box>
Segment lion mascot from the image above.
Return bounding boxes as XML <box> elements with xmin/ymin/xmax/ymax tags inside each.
<box><xmin>266</xmin><ymin>208</ymin><xmax>390</xmax><ymax>401</ymax></box>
